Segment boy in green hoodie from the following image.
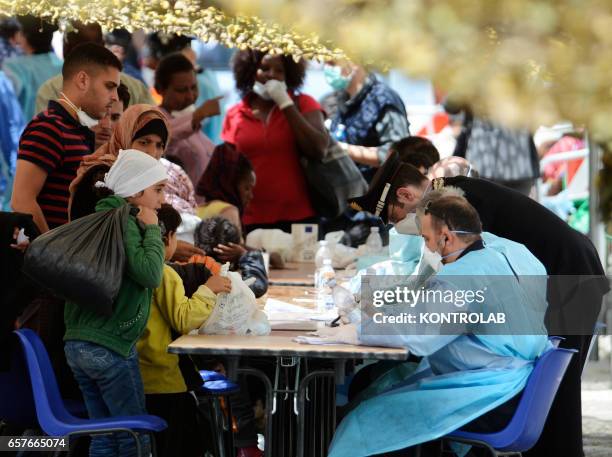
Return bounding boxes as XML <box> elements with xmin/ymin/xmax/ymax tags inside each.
<box><xmin>64</xmin><ymin>149</ymin><xmax>167</xmax><ymax>457</ymax></box>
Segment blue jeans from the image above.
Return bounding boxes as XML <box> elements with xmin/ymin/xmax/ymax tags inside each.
<box><xmin>64</xmin><ymin>341</ymin><xmax>150</xmax><ymax>457</ymax></box>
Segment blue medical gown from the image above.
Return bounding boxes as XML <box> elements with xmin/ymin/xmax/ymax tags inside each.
<box><xmin>349</xmin><ymin>228</ymin><xmax>423</xmax><ymax>293</ymax></box>
<box><xmin>329</xmin><ymin>235</ymin><xmax>550</xmax><ymax>457</ymax></box>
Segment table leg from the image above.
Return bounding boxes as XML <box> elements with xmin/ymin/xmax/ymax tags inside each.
<box><xmin>236</xmin><ymin>368</ymin><xmax>274</xmax><ymax>457</ymax></box>
<box><xmin>296</xmin><ymin>370</ymin><xmax>335</xmax><ymax>457</ymax></box>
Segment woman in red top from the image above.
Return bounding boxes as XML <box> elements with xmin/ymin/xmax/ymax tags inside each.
<box><xmin>222</xmin><ymin>50</ymin><xmax>329</xmax><ymax>232</ymax></box>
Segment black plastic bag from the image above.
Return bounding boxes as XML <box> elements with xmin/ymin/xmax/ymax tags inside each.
<box><xmin>301</xmin><ymin>141</ymin><xmax>368</xmax><ymax>218</ymax></box>
<box><xmin>22</xmin><ymin>204</ymin><xmax>132</xmax><ymax>317</ymax></box>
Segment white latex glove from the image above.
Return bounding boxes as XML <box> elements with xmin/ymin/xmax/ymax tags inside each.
<box><xmin>332</xmin><ymin>285</ymin><xmax>359</xmax><ymax>324</ymax></box>
<box><xmin>264</xmin><ymin>79</ymin><xmax>293</xmax><ymax>109</ymax></box>
<box><xmin>310</xmin><ymin>323</ymin><xmax>360</xmax><ymax>345</ymax></box>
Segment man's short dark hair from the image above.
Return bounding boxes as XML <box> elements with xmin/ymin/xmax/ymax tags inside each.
<box><xmin>157</xmin><ymin>204</ymin><xmax>182</xmax><ymax>243</ymax></box>
<box><xmin>194</xmin><ymin>217</ymin><xmax>240</xmax><ymax>262</ymax></box>
<box><xmin>388</xmin><ymin>163</ymin><xmax>429</xmax><ymax>205</ymax></box>
<box><xmin>418</xmin><ymin>194</ymin><xmax>482</xmax><ymax>241</ymax></box>
<box><xmin>154</xmin><ymin>52</ymin><xmax>194</xmax><ymax>92</ymax></box>
<box><xmin>117</xmin><ymin>83</ymin><xmax>130</xmax><ymax>109</ymax></box>
<box><xmin>62</xmin><ymin>42</ymin><xmax>122</xmax><ymax>79</ymax></box>
<box><xmin>232</xmin><ymin>49</ymin><xmax>307</xmax><ymax>97</ymax></box>
<box><xmin>392</xmin><ymin>136</ymin><xmax>440</xmax><ymax>170</ymax></box>
<box><xmin>17</xmin><ymin>15</ymin><xmax>57</xmax><ymax>54</ymax></box>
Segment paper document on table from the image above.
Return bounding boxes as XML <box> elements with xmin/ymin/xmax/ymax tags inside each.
<box><xmin>293</xmin><ymin>335</ymin><xmax>345</xmax><ymax>345</ymax></box>
<box><xmin>265</xmin><ymin>298</ymin><xmax>321</xmax><ymax>330</ymax></box>
<box><xmin>264</xmin><ymin>298</ymin><xmax>318</xmax><ymax>314</ymax></box>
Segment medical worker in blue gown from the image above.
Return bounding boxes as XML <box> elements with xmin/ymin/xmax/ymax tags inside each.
<box><xmin>319</xmin><ymin>192</ymin><xmax>551</xmax><ymax>457</ymax></box>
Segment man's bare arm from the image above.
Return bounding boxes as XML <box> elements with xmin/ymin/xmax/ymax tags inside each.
<box><xmin>11</xmin><ymin>159</ymin><xmax>50</xmax><ymax>233</ymax></box>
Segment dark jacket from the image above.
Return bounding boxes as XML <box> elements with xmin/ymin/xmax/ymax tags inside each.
<box><xmin>442</xmin><ymin>176</ymin><xmax>608</xmax><ymax>334</ymax></box>
<box><xmin>238</xmin><ymin>250</ymin><xmax>268</xmax><ymax>298</ymax></box>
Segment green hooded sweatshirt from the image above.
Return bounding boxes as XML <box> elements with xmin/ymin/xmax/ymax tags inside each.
<box><xmin>64</xmin><ymin>195</ymin><xmax>165</xmax><ymax>357</ymax></box>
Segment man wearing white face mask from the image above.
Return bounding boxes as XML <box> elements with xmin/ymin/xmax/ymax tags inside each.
<box><xmin>12</xmin><ymin>43</ymin><xmax>122</xmax><ymax>233</ymax></box>
<box><xmin>348</xmin><ymin>145</ymin><xmax>609</xmax><ymax>457</ymax></box>
<box><xmin>323</xmin><ymin>194</ymin><xmax>551</xmax><ymax>457</ymax></box>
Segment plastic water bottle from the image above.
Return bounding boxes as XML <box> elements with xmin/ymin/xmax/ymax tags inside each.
<box><xmin>365</xmin><ymin>227</ymin><xmax>383</xmax><ymax>254</ymax></box>
<box><xmin>315</xmin><ymin>240</ymin><xmax>333</xmax><ymax>268</ymax></box>
<box><xmin>316</xmin><ymin>259</ymin><xmax>336</xmax><ymax>312</ymax></box>
<box><xmin>314</xmin><ymin>240</ymin><xmax>333</xmax><ymax>286</ymax></box>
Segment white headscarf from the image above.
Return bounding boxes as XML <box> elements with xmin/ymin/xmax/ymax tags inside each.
<box><xmin>96</xmin><ymin>149</ymin><xmax>167</xmax><ymax>198</ymax></box>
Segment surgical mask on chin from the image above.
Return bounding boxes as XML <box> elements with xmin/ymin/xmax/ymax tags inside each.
<box><xmin>171</xmin><ymin>104</ymin><xmax>196</xmax><ymax>118</ymax></box>
<box><xmin>394</xmin><ymin>213</ymin><xmax>419</xmax><ymax>235</ymax></box>
<box><xmin>252</xmin><ymin>81</ymin><xmax>272</xmax><ymax>100</ymax></box>
<box><xmin>423</xmin><ymin>232</ymin><xmax>474</xmax><ymax>272</ymax></box>
<box><xmin>422</xmin><ymin>245</ymin><xmax>443</xmax><ymax>272</ymax></box>
<box><xmin>60</xmin><ymin>92</ymin><xmax>99</xmax><ymax>128</ymax></box>
<box><xmin>323</xmin><ymin>65</ymin><xmax>352</xmax><ymax>91</ymax></box>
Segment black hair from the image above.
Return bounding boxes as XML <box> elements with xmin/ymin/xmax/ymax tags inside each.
<box><xmin>157</xmin><ymin>204</ymin><xmax>182</xmax><ymax>244</ymax></box>
<box><xmin>237</xmin><ymin>154</ymin><xmax>254</xmax><ymax>183</ymax></box>
<box><xmin>0</xmin><ymin>18</ymin><xmax>20</xmax><ymax>40</ymax></box>
<box><xmin>63</xmin><ymin>22</ymin><xmax>104</xmax><ymax>58</ymax></box>
<box><xmin>146</xmin><ymin>33</ymin><xmax>192</xmax><ymax>61</ymax></box>
<box><xmin>16</xmin><ymin>15</ymin><xmax>57</xmax><ymax>54</ymax></box>
<box><xmin>154</xmin><ymin>52</ymin><xmax>194</xmax><ymax>92</ymax></box>
<box><xmin>117</xmin><ymin>83</ymin><xmax>130</xmax><ymax>109</ymax></box>
<box><xmin>388</xmin><ymin>163</ymin><xmax>429</xmax><ymax>205</ymax></box>
<box><xmin>419</xmin><ymin>195</ymin><xmax>482</xmax><ymax>239</ymax></box>
<box><xmin>70</xmin><ymin>164</ymin><xmax>113</xmax><ymax>221</ymax></box>
<box><xmin>164</xmin><ymin>155</ymin><xmax>185</xmax><ymax>170</ymax></box>
<box><xmin>392</xmin><ymin>136</ymin><xmax>440</xmax><ymax>170</ymax></box>
<box><xmin>193</xmin><ymin>217</ymin><xmax>240</xmax><ymax>261</ymax></box>
<box><xmin>105</xmin><ymin>28</ymin><xmax>131</xmax><ymax>49</ymax></box>
<box><xmin>231</xmin><ymin>49</ymin><xmax>307</xmax><ymax>97</ymax></box>
<box><xmin>62</xmin><ymin>42</ymin><xmax>122</xmax><ymax>79</ymax></box>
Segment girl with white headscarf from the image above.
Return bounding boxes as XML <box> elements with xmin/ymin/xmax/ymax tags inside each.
<box><xmin>63</xmin><ymin>149</ymin><xmax>168</xmax><ymax>457</ymax></box>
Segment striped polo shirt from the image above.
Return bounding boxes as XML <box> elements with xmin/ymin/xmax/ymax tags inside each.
<box><xmin>17</xmin><ymin>100</ymin><xmax>95</xmax><ymax>228</ymax></box>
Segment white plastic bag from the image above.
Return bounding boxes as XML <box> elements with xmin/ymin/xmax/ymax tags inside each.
<box><xmin>246</xmin><ymin>229</ymin><xmax>293</xmax><ymax>262</ymax></box>
<box><xmin>199</xmin><ymin>263</ymin><xmax>271</xmax><ymax>335</ymax></box>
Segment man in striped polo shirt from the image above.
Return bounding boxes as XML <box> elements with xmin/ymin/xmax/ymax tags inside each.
<box><xmin>11</xmin><ymin>42</ymin><xmax>121</xmax><ymax>232</ymax></box>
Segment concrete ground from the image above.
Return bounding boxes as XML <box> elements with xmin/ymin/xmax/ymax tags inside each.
<box><xmin>582</xmin><ymin>356</ymin><xmax>612</xmax><ymax>456</ymax></box>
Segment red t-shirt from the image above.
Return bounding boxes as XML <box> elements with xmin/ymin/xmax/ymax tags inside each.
<box><xmin>222</xmin><ymin>94</ymin><xmax>321</xmax><ymax>226</ymax></box>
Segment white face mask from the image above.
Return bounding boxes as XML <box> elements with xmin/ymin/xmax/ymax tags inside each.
<box><xmin>252</xmin><ymin>81</ymin><xmax>271</xmax><ymax>100</ymax></box>
<box><xmin>422</xmin><ymin>245</ymin><xmax>443</xmax><ymax>272</ymax></box>
<box><xmin>394</xmin><ymin>212</ymin><xmax>419</xmax><ymax>235</ymax></box>
<box><xmin>60</xmin><ymin>93</ymin><xmax>99</xmax><ymax>128</ymax></box>
<box><xmin>422</xmin><ymin>230</ymin><xmax>476</xmax><ymax>272</ymax></box>
<box><xmin>171</xmin><ymin>104</ymin><xmax>196</xmax><ymax>118</ymax></box>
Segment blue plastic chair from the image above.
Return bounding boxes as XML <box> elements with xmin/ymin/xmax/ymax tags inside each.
<box><xmin>14</xmin><ymin>329</ymin><xmax>167</xmax><ymax>456</ymax></box>
<box><xmin>197</xmin><ymin>371</ymin><xmax>240</xmax><ymax>457</ymax></box>
<box><xmin>444</xmin><ymin>347</ymin><xmax>576</xmax><ymax>456</ymax></box>
<box><xmin>199</xmin><ymin>369</ymin><xmax>226</xmax><ymax>383</ymax></box>
<box><xmin>0</xmin><ymin>334</ymin><xmax>37</xmax><ymax>428</ymax></box>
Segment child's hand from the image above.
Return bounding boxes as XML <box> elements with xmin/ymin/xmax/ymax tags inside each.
<box><xmin>213</xmin><ymin>242</ymin><xmax>247</xmax><ymax>263</ymax></box>
<box><xmin>205</xmin><ymin>275</ymin><xmax>232</xmax><ymax>294</ymax></box>
<box><xmin>172</xmin><ymin>240</ymin><xmax>205</xmax><ymax>262</ymax></box>
<box><xmin>10</xmin><ymin>227</ymin><xmax>30</xmax><ymax>252</ymax></box>
<box><xmin>137</xmin><ymin>206</ymin><xmax>158</xmax><ymax>225</ymax></box>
